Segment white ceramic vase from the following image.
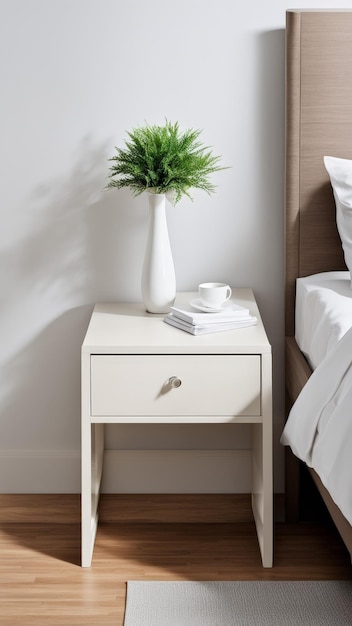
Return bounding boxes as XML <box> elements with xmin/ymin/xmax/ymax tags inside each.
<box><xmin>141</xmin><ymin>193</ymin><xmax>176</xmax><ymax>313</ymax></box>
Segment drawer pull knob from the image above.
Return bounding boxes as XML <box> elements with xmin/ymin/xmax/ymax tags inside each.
<box><xmin>169</xmin><ymin>376</ymin><xmax>182</xmax><ymax>388</ymax></box>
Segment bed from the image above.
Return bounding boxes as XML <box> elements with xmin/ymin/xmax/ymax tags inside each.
<box><xmin>282</xmin><ymin>9</ymin><xmax>352</xmax><ymax>560</ymax></box>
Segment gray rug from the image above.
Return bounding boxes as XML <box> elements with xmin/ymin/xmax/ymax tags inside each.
<box><xmin>124</xmin><ymin>580</ymin><xmax>352</xmax><ymax>625</ymax></box>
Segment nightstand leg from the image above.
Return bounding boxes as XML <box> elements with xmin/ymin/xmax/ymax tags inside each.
<box><xmin>252</xmin><ymin>353</ymin><xmax>273</xmax><ymax>567</ymax></box>
<box><xmin>82</xmin><ymin>422</ymin><xmax>104</xmax><ymax>567</ymax></box>
<box><xmin>81</xmin><ymin>352</ymin><xmax>104</xmax><ymax>567</ymax></box>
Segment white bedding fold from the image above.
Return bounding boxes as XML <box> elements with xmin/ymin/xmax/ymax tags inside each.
<box><xmin>281</xmin><ymin>325</ymin><xmax>352</xmax><ymax>525</ymax></box>
<box><xmin>295</xmin><ymin>271</ymin><xmax>352</xmax><ymax>369</ymax></box>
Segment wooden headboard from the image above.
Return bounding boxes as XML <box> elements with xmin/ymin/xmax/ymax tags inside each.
<box><xmin>284</xmin><ymin>12</ymin><xmax>352</xmax><ymax>546</ymax></box>
<box><xmin>285</xmin><ymin>10</ymin><xmax>352</xmax><ymax>337</ymax></box>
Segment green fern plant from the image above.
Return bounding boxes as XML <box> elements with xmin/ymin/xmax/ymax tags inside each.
<box><xmin>106</xmin><ymin>120</ymin><xmax>226</xmax><ymax>204</ymax></box>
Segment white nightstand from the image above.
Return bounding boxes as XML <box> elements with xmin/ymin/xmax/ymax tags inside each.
<box><xmin>81</xmin><ymin>288</ymin><xmax>273</xmax><ymax>567</ymax></box>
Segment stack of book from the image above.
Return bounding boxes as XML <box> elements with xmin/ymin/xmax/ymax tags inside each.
<box><xmin>164</xmin><ymin>302</ymin><xmax>257</xmax><ymax>335</ymax></box>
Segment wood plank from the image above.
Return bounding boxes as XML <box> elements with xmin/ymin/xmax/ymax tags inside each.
<box><xmin>0</xmin><ymin>494</ymin><xmax>253</xmax><ymax>524</ymax></box>
<box><xmin>0</xmin><ymin>496</ymin><xmax>351</xmax><ymax>625</ymax></box>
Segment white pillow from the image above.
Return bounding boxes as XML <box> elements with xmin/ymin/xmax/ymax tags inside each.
<box><xmin>324</xmin><ymin>156</ymin><xmax>352</xmax><ymax>288</ymax></box>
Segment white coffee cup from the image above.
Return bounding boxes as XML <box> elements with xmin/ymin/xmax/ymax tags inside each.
<box><xmin>198</xmin><ymin>282</ymin><xmax>232</xmax><ymax>308</ymax></box>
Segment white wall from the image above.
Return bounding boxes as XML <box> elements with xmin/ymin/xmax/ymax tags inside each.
<box><xmin>1</xmin><ymin>0</ymin><xmax>349</xmax><ymax>494</ymax></box>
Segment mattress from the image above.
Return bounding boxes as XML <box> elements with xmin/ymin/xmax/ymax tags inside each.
<box><xmin>295</xmin><ymin>271</ymin><xmax>352</xmax><ymax>370</ymax></box>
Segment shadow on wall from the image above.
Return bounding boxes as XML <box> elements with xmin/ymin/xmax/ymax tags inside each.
<box><xmin>1</xmin><ymin>135</ymin><xmax>147</xmax><ymax>460</ymax></box>
<box><xmin>236</xmin><ymin>28</ymin><xmax>285</xmax><ymax>292</ymax></box>
<box><xmin>4</xmin><ymin>135</ymin><xmax>146</xmax><ymax>305</ymax></box>
<box><xmin>256</xmin><ymin>28</ymin><xmax>285</xmax><ymax>261</ymax></box>
<box><xmin>253</xmin><ymin>29</ymin><xmax>286</xmax><ymax>490</ymax></box>
<box><xmin>1</xmin><ymin>306</ymin><xmax>91</xmax><ymax>450</ymax></box>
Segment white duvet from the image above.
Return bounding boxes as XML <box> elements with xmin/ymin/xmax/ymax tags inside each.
<box><xmin>281</xmin><ymin>325</ymin><xmax>352</xmax><ymax>525</ymax></box>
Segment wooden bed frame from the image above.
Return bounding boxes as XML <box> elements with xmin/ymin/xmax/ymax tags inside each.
<box><xmin>285</xmin><ymin>9</ymin><xmax>352</xmax><ymax>559</ymax></box>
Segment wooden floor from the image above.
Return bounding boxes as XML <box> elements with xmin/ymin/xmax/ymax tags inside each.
<box><xmin>0</xmin><ymin>495</ymin><xmax>351</xmax><ymax>626</ymax></box>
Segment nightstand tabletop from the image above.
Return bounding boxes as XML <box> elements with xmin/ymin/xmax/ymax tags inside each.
<box><xmin>82</xmin><ymin>288</ymin><xmax>271</xmax><ymax>355</ymax></box>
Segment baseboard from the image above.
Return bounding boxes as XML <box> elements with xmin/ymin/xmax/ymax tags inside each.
<box><xmin>101</xmin><ymin>449</ymin><xmax>252</xmax><ymax>493</ymax></box>
<box><xmin>0</xmin><ymin>450</ymin><xmax>81</xmax><ymax>493</ymax></box>
<box><xmin>0</xmin><ymin>449</ymin><xmax>251</xmax><ymax>494</ymax></box>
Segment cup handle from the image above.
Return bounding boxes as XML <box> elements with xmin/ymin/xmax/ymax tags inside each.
<box><xmin>225</xmin><ymin>287</ymin><xmax>232</xmax><ymax>301</ymax></box>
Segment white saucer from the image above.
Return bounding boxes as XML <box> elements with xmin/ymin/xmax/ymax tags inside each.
<box><xmin>190</xmin><ymin>298</ymin><xmax>233</xmax><ymax>313</ymax></box>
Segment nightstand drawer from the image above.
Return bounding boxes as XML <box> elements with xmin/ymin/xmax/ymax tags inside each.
<box><xmin>90</xmin><ymin>355</ymin><xmax>261</xmax><ymax>416</ymax></box>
